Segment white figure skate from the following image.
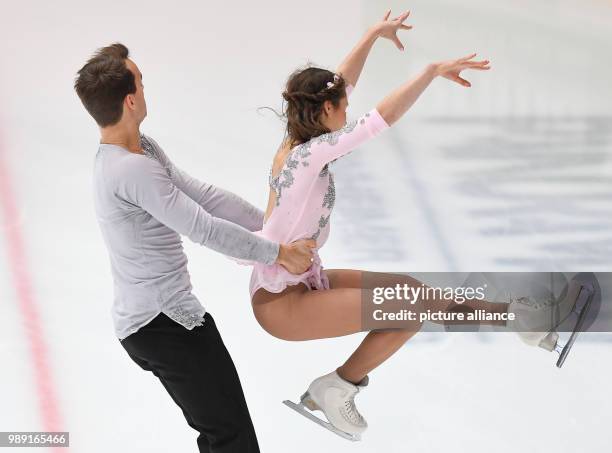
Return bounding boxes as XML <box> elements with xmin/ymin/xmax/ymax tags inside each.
<box><xmin>507</xmin><ymin>279</ymin><xmax>595</xmax><ymax>368</ymax></box>
<box><xmin>283</xmin><ymin>370</ymin><xmax>368</xmax><ymax>441</ymax></box>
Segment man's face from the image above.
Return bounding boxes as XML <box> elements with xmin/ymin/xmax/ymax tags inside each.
<box><xmin>125</xmin><ymin>58</ymin><xmax>147</xmax><ymax>123</ymax></box>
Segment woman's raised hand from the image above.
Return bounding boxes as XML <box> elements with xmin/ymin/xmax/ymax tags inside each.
<box><xmin>373</xmin><ymin>9</ymin><xmax>413</xmax><ymax>51</ymax></box>
<box><xmin>432</xmin><ymin>53</ymin><xmax>491</xmax><ymax>87</ymax></box>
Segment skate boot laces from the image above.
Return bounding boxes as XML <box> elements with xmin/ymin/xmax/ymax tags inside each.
<box><xmin>510</xmin><ymin>293</ymin><xmax>555</xmax><ymax>310</ymax></box>
<box><xmin>342</xmin><ymin>394</ymin><xmax>365</xmax><ymax>426</ymax></box>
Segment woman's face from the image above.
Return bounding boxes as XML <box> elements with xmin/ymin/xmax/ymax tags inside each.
<box><xmin>321</xmin><ymin>96</ymin><xmax>349</xmax><ymax>132</ymax></box>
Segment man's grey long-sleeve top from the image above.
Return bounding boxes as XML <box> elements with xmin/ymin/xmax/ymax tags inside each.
<box><xmin>93</xmin><ymin>133</ymin><xmax>279</xmax><ymax>340</ymax></box>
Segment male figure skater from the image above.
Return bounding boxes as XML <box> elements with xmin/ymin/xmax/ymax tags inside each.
<box><xmin>74</xmin><ymin>43</ymin><xmax>315</xmax><ymax>452</ymax></box>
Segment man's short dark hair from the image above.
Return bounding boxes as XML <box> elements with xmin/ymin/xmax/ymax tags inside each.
<box><xmin>74</xmin><ymin>43</ymin><xmax>136</xmax><ymax>127</ymax></box>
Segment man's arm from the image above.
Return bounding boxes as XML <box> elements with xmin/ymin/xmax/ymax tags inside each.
<box><xmin>173</xmin><ymin>166</ymin><xmax>264</xmax><ymax>232</ymax></box>
<box><xmin>142</xmin><ymin>134</ymin><xmax>264</xmax><ymax>231</ymax></box>
<box><xmin>119</xmin><ymin>155</ymin><xmax>278</xmax><ymax>264</ymax></box>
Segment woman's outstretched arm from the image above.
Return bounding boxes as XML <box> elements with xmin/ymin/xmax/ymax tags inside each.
<box><xmin>336</xmin><ymin>9</ymin><xmax>412</xmax><ymax>87</ymax></box>
<box><xmin>377</xmin><ymin>53</ymin><xmax>491</xmax><ymax>125</ymax></box>
<box><xmin>303</xmin><ymin>53</ymin><xmax>491</xmax><ymax>169</ymax></box>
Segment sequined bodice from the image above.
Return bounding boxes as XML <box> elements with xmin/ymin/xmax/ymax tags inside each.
<box><xmin>266</xmin><ymin>148</ymin><xmax>335</xmax><ymax>242</ymax></box>
<box><xmin>253</xmin><ymin>81</ymin><xmax>389</xmax><ymax>255</ymax></box>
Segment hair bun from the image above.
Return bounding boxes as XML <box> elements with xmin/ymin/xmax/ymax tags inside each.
<box><xmin>283</xmin><ymin>90</ymin><xmax>324</xmax><ymax>105</ymax></box>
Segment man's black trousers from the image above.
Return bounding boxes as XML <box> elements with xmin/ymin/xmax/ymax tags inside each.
<box><xmin>120</xmin><ymin>312</ymin><xmax>260</xmax><ymax>453</ymax></box>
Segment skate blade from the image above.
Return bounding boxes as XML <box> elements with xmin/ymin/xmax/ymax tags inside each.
<box><xmin>556</xmin><ymin>284</ymin><xmax>595</xmax><ymax>368</ymax></box>
<box><xmin>282</xmin><ymin>400</ymin><xmax>362</xmax><ymax>442</ymax></box>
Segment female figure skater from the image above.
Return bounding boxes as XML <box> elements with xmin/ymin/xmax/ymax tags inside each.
<box><xmin>239</xmin><ymin>9</ymin><xmax>588</xmax><ymax>440</ymax></box>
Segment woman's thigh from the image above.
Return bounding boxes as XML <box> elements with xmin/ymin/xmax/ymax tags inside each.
<box><xmin>253</xmin><ymin>270</ymin><xmax>429</xmax><ymax>342</ymax></box>
<box><xmin>253</xmin><ymin>284</ymin><xmax>364</xmax><ymax>341</ymax></box>
<box><xmin>324</xmin><ymin>268</ymin><xmax>364</xmax><ymax>289</ymax></box>
<box><xmin>325</xmin><ymin>268</ymin><xmax>424</xmax><ymax>291</ymax></box>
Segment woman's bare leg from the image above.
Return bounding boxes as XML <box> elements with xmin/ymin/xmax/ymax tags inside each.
<box><xmin>326</xmin><ymin>269</ymin><xmax>509</xmax><ymax>383</ymax></box>
<box><xmin>253</xmin><ymin>284</ymin><xmax>384</xmax><ymax>340</ymax></box>
<box><xmin>252</xmin><ymin>269</ymin><xmax>509</xmax><ymax>385</ymax></box>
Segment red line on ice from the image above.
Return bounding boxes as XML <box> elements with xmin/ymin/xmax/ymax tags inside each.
<box><xmin>0</xmin><ymin>134</ymin><xmax>69</xmax><ymax>453</ymax></box>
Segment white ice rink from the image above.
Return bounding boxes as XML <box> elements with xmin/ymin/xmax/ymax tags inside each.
<box><xmin>1</xmin><ymin>0</ymin><xmax>611</xmax><ymax>452</ymax></box>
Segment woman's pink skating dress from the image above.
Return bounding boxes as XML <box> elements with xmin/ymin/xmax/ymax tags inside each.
<box><xmin>241</xmin><ymin>84</ymin><xmax>389</xmax><ymax>298</ymax></box>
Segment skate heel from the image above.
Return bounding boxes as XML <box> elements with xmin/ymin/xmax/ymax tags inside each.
<box><xmin>538</xmin><ymin>331</ymin><xmax>559</xmax><ymax>352</ymax></box>
<box><xmin>300</xmin><ymin>392</ymin><xmax>320</xmax><ymax>411</ymax></box>
<box><xmin>554</xmin><ymin>283</ymin><xmax>595</xmax><ymax>368</ymax></box>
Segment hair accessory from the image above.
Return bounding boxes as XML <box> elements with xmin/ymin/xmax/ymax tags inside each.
<box><xmin>325</xmin><ymin>73</ymin><xmax>341</xmax><ymax>90</ymax></box>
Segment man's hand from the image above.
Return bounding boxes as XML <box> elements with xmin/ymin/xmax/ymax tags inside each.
<box><xmin>276</xmin><ymin>239</ymin><xmax>317</xmax><ymax>274</ymax></box>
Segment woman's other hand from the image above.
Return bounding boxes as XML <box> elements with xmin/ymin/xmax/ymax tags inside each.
<box><xmin>431</xmin><ymin>53</ymin><xmax>491</xmax><ymax>87</ymax></box>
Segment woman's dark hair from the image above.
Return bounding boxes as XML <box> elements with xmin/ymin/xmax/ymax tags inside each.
<box><xmin>279</xmin><ymin>65</ymin><xmax>347</xmax><ymax>146</ymax></box>
<box><xmin>74</xmin><ymin>42</ymin><xmax>136</xmax><ymax>127</ymax></box>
